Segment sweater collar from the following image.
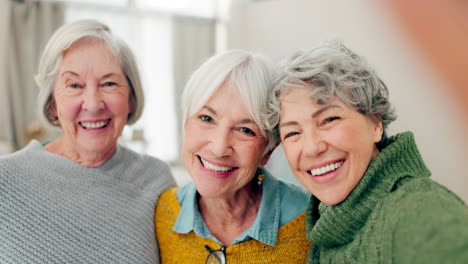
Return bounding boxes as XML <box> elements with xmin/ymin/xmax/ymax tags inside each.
<box><xmin>32</xmin><ymin>139</ymin><xmax>124</xmax><ymax>170</ymax></box>
<box><xmin>306</xmin><ymin>131</ymin><xmax>431</xmax><ymax>247</ymax></box>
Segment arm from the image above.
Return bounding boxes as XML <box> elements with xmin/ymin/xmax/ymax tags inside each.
<box><xmin>392</xmin><ymin>191</ymin><xmax>468</xmax><ymax>263</ymax></box>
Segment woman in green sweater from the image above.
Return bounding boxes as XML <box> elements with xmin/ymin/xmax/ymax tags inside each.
<box><xmin>270</xmin><ymin>41</ymin><xmax>468</xmax><ymax>263</ymax></box>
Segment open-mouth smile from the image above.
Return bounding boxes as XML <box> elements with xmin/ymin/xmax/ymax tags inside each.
<box><xmin>308</xmin><ymin>160</ymin><xmax>344</xmax><ymax>176</ymax></box>
<box><xmin>79</xmin><ymin>119</ymin><xmax>111</xmax><ymax>129</ymax></box>
<box><xmin>198</xmin><ymin>156</ymin><xmax>237</xmax><ymax>173</ymax></box>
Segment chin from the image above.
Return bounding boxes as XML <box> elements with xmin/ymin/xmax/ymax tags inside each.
<box><xmin>194</xmin><ymin>182</ymin><xmax>225</xmax><ymax>198</ymax></box>
<box><xmin>317</xmin><ymin>192</ymin><xmax>348</xmax><ymax>206</ymax></box>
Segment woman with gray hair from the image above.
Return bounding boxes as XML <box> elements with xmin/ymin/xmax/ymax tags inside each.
<box><xmin>272</xmin><ymin>41</ymin><xmax>468</xmax><ymax>263</ymax></box>
<box><xmin>155</xmin><ymin>50</ymin><xmax>311</xmax><ymax>263</ymax></box>
<box><xmin>0</xmin><ymin>20</ymin><xmax>175</xmax><ymax>263</ymax></box>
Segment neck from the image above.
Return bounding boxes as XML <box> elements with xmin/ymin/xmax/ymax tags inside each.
<box><xmin>44</xmin><ymin>137</ymin><xmax>116</xmax><ymax>167</ymax></box>
<box><xmin>198</xmin><ymin>181</ymin><xmax>262</xmax><ymax>246</ymax></box>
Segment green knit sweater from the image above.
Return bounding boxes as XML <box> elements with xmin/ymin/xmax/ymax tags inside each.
<box><xmin>306</xmin><ymin>132</ymin><xmax>468</xmax><ymax>263</ymax></box>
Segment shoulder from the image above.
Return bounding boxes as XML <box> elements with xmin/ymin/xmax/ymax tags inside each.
<box><xmin>117</xmin><ymin>145</ymin><xmax>176</xmax><ymax>189</ymax></box>
<box><xmin>0</xmin><ymin>141</ymin><xmax>43</xmax><ymax>171</ymax></box>
<box><xmin>156</xmin><ymin>187</ymin><xmax>181</xmax><ymax>213</ymax></box>
<box><xmin>119</xmin><ymin>145</ymin><xmax>171</xmax><ymax>172</ymax></box>
<box><xmin>382</xmin><ymin>177</ymin><xmax>467</xmax><ymax>224</ymax></box>
<box><xmin>388</xmin><ymin>177</ymin><xmax>466</xmax><ymax>212</ymax></box>
<box><xmin>380</xmin><ymin>178</ymin><xmax>468</xmax><ymax>262</ymax></box>
<box><xmin>155</xmin><ymin>187</ymin><xmax>181</xmax><ymax>228</ymax></box>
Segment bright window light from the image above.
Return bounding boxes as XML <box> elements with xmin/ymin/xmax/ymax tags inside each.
<box><xmin>134</xmin><ymin>0</ymin><xmax>216</xmax><ymax>17</ymax></box>
<box><xmin>59</xmin><ymin>0</ymin><xmax>129</xmax><ymax>7</ymax></box>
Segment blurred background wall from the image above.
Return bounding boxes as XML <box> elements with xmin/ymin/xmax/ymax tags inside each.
<box><xmin>227</xmin><ymin>0</ymin><xmax>468</xmax><ymax>202</ymax></box>
<box><xmin>1</xmin><ymin>0</ymin><xmax>466</xmax><ymax>202</ymax></box>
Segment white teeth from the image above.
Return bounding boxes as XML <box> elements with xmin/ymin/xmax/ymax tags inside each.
<box><xmin>309</xmin><ymin>161</ymin><xmax>344</xmax><ymax>176</ymax></box>
<box><xmin>80</xmin><ymin>120</ymin><xmax>109</xmax><ymax>129</ymax></box>
<box><xmin>200</xmin><ymin>158</ymin><xmax>233</xmax><ymax>172</ymax></box>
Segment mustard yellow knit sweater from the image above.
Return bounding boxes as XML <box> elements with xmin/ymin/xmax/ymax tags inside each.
<box><xmin>155</xmin><ymin>188</ymin><xmax>311</xmax><ymax>264</ymax></box>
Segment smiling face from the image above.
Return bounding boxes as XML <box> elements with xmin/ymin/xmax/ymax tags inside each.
<box><xmin>51</xmin><ymin>38</ymin><xmax>130</xmax><ymax>160</ymax></box>
<box><xmin>182</xmin><ymin>81</ymin><xmax>269</xmax><ymax>199</ymax></box>
<box><xmin>279</xmin><ymin>87</ymin><xmax>383</xmax><ymax>205</ymax></box>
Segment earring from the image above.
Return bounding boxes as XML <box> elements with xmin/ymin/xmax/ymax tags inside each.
<box><xmin>257</xmin><ymin>174</ymin><xmax>265</xmax><ymax>186</ymax></box>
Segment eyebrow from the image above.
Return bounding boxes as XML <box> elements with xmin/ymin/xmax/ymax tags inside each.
<box><xmin>279</xmin><ymin>120</ymin><xmax>298</xmax><ymax>128</ymax></box>
<box><xmin>60</xmin><ymin>71</ymin><xmax>120</xmax><ymax>79</ymax></box>
<box><xmin>202</xmin><ymin>106</ymin><xmax>217</xmax><ymax>116</ymax></box>
<box><xmin>311</xmin><ymin>104</ymin><xmax>341</xmax><ymax>118</ymax></box>
<box><xmin>279</xmin><ymin>104</ymin><xmax>342</xmax><ymax>128</ymax></box>
<box><xmin>61</xmin><ymin>71</ymin><xmax>79</xmax><ymax>77</ymax></box>
<box><xmin>101</xmin><ymin>73</ymin><xmax>118</xmax><ymax>79</ymax></box>
<box><xmin>238</xmin><ymin>119</ymin><xmax>256</xmax><ymax>126</ymax></box>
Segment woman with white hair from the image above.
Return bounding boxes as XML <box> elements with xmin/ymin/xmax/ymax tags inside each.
<box><xmin>0</xmin><ymin>20</ymin><xmax>176</xmax><ymax>263</ymax></box>
<box><xmin>155</xmin><ymin>50</ymin><xmax>311</xmax><ymax>263</ymax></box>
<box><xmin>272</xmin><ymin>41</ymin><xmax>468</xmax><ymax>263</ymax></box>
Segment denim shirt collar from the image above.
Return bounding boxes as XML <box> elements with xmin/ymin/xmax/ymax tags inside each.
<box><xmin>173</xmin><ymin>168</ymin><xmax>281</xmax><ymax>246</ymax></box>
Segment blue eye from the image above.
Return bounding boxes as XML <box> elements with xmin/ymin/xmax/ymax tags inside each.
<box><xmin>103</xmin><ymin>82</ymin><xmax>117</xmax><ymax>87</ymax></box>
<box><xmin>199</xmin><ymin>115</ymin><xmax>212</xmax><ymax>123</ymax></box>
<box><xmin>240</xmin><ymin>127</ymin><xmax>256</xmax><ymax>136</ymax></box>
<box><xmin>68</xmin><ymin>83</ymin><xmax>82</xmax><ymax>89</ymax></box>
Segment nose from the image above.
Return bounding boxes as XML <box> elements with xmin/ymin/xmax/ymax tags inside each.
<box><xmin>208</xmin><ymin>127</ymin><xmax>233</xmax><ymax>158</ymax></box>
<box><xmin>82</xmin><ymin>85</ymin><xmax>105</xmax><ymax>113</ymax></box>
<box><xmin>302</xmin><ymin>130</ymin><xmax>327</xmax><ymax>157</ymax></box>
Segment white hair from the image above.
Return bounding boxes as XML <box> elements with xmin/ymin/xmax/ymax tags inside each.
<box><xmin>181</xmin><ymin>50</ymin><xmax>278</xmax><ymax>154</ymax></box>
<box><xmin>35</xmin><ymin>19</ymin><xmax>144</xmax><ymax>127</ymax></box>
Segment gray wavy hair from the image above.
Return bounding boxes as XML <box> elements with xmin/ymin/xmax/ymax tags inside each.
<box><xmin>270</xmin><ymin>41</ymin><xmax>397</xmax><ymax>144</ymax></box>
<box><xmin>35</xmin><ymin>19</ymin><xmax>144</xmax><ymax>127</ymax></box>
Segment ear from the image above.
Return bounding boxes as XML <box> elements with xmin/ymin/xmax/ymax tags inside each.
<box><xmin>50</xmin><ymin>100</ymin><xmax>57</xmax><ymax>117</ymax></box>
<box><xmin>259</xmin><ymin>141</ymin><xmax>280</xmax><ymax>166</ymax></box>
<box><xmin>371</xmin><ymin>116</ymin><xmax>384</xmax><ymax>143</ymax></box>
<box><xmin>128</xmin><ymin>95</ymin><xmax>134</xmax><ymax>115</ymax></box>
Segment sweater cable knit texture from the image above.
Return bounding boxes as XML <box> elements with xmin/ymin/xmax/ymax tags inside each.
<box><xmin>0</xmin><ymin>140</ymin><xmax>176</xmax><ymax>263</ymax></box>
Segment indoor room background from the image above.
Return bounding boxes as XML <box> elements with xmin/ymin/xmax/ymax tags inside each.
<box><xmin>1</xmin><ymin>0</ymin><xmax>466</xmax><ymax>202</ymax></box>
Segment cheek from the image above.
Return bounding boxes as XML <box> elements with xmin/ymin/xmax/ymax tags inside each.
<box><xmin>182</xmin><ymin>123</ymin><xmax>203</xmax><ymax>152</ymax></box>
<box><xmin>331</xmin><ymin>125</ymin><xmax>377</xmax><ymax>168</ymax></box>
<box><xmin>108</xmin><ymin>94</ymin><xmax>131</xmax><ymax>116</ymax></box>
<box><xmin>54</xmin><ymin>96</ymin><xmax>81</xmax><ymax>119</ymax></box>
<box><xmin>328</xmin><ymin>124</ymin><xmax>364</xmax><ymax>151</ymax></box>
<box><xmin>283</xmin><ymin>144</ymin><xmax>298</xmax><ymax>168</ymax></box>
<box><xmin>244</xmin><ymin>138</ymin><xmax>268</xmax><ymax>164</ymax></box>
<box><xmin>244</xmin><ymin>148</ymin><xmax>262</xmax><ymax>167</ymax></box>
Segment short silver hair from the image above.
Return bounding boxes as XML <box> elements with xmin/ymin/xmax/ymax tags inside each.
<box><xmin>181</xmin><ymin>50</ymin><xmax>278</xmax><ymax>154</ymax></box>
<box><xmin>35</xmin><ymin>19</ymin><xmax>144</xmax><ymax>127</ymax></box>
<box><xmin>271</xmin><ymin>41</ymin><xmax>397</xmax><ymax>143</ymax></box>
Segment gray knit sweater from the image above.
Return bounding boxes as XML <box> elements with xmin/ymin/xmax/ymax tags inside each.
<box><xmin>0</xmin><ymin>140</ymin><xmax>176</xmax><ymax>263</ymax></box>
